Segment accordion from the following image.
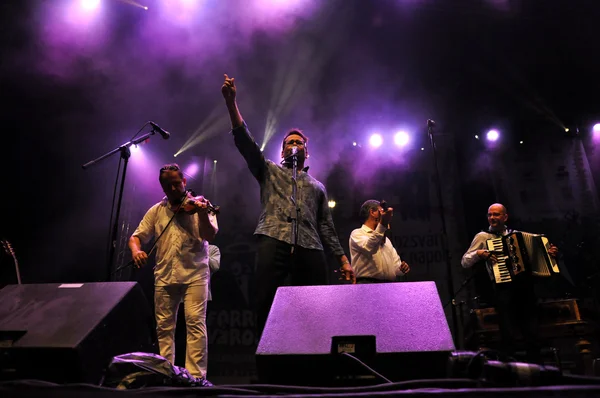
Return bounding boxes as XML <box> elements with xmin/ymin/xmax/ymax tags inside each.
<box><xmin>486</xmin><ymin>231</ymin><xmax>559</xmax><ymax>284</ymax></box>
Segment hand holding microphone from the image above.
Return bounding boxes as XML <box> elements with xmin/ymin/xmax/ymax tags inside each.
<box><xmin>380</xmin><ymin>200</ymin><xmax>393</xmax><ymax>229</ymax></box>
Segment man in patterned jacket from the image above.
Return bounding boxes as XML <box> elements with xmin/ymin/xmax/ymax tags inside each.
<box><xmin>221</xmin><ymin>74</ymin><xmax>355</xmax><ymax>337</ymax></box>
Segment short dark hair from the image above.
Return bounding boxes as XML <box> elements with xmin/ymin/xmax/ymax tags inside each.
<box><xmin>359</xmin><ymin>200</ymin><xmax>381</xmax><ymax>223</ymax></box>
<box><xmin>159</xmin><ymin>163</ymin><xmax>183</xmax><ymax>181</ymax></box>
<box><xmin>281</xmin><ymin>128</ymin><xmax>309</xmax><ymax>151</ymax></box>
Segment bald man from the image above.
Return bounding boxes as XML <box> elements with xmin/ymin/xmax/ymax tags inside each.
<box><xmin>462</xmin><ymin>203</ymin><xmax>558</xmax><ymax>362</ymax></box>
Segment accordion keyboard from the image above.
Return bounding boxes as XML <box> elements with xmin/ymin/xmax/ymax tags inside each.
<box><xmin>486</xmin><ymin>237</ymin><xmax>512</xmax><ymax>283</ymax></box>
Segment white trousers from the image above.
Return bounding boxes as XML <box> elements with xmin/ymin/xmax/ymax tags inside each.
<box><xmin>154</xmin><ymin>284</ymin><xmax>208</xmax><ymax>378</ymax></box>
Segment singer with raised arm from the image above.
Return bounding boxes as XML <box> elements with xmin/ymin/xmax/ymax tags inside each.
<box><xmin>350</xmin><ymin>200</ymin><xmax>410</xmax><ymax>283</ymax></box>
<box><xmin>221</xmin><ymin>74</ymin><xmax>354</xmax><ymax>337</ymax></box>
<box><xmin>128</xmin><ymin>163</ymin><xmax>218</xmax><ymax>381</ymax></box>
<box><xmin>461</xmin><ymin>203</ymin><xmax>558</xmax><ymax>363</ymax></box>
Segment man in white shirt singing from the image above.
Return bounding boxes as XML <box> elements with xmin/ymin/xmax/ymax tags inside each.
<box><xmin>349</xmin><ymin>200</ymin><xmax>410</xmax><ymax>283</ymax></box>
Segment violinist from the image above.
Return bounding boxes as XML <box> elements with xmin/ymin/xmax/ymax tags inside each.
<box><xmin>128</xmin><ymin>163</ymin><xmax>218</xmax><ymax>381</ymax></box>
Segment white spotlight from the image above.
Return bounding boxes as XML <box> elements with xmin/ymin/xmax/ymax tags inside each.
<box><xmin>486</xmin><ymin>129</ymin><xmax>499</xmax><ymax>142</ymax></box>
<box><xmin>393</xmin><ymin>131</ymin><xmax>410</xmax><ymax>147</ymax></box>
<box><xmin>369</xmin><ymin>134</ymin><xmax>383</xmax><ymax>148</ymax></box>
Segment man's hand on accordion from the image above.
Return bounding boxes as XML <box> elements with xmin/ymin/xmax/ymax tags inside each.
<box><xmin>476</xmin><ymin>249</ymin><xmax>497</xmax><ymax>264</ymax></box>
<box><xmin>548</xmin><ymin>244</ymin><xmax>559</xmax><ymax>257</ymax></box>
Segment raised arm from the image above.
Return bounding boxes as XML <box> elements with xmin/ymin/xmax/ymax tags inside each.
<box><xmin>349</xmin><ymin>223</ymin><xmax>387</xmax><ymax>256</ymax></box>
<box><xmin>222</xmin><ymin>74</ymin><xmax>243</xmax><ymax>129</ymax></box>
<box><xmin>221</xmin><ymin>74</ymin><xmax>266</xmax><ymax>180</ymax></box>
<box><xmin>348</xmin><ymin>207</ymin><xmax>393</xmax><ymax>256</ymax></box>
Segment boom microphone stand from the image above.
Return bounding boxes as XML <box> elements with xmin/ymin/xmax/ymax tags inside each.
<box><xmin>288</xmin><ymin>147</ymin><xmax>300</xmax><ymax>254</ymax></box>
<box><xmin>82</xmin><ymin>123</ymin><xmax>166</xmax><ymax>281</ymax></box>
<box><xmin>426</xmin><ymin>119</ymin><xmax>459</xmax><ymax>342</ymax></box>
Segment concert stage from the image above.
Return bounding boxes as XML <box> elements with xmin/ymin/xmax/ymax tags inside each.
<box><xmin>2</xmin><ymin>377</ymin><xmax>600</xmax><ymax>398</ymax></box>
<box><xmin>1</xmin><ymin>283</ymin><xmax>599</xmax><ymax>397</ymax></box>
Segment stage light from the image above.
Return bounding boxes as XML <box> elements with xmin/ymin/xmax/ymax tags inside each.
<box><xmin>565</xmin><ymin>128</ymin><xmax>570</xmax><ymax>132</ymax></box>
<box><xmin>184</xmin><ymin>163</ymin><xmax>200</xmax><ymax>177</ymax></box>
<box><xmin>474</xmin><ymin>135</ymin><xmax>479</xmax><ymax>140</ymax></box>
<box><xmin>81</xmin><ymin>0</ymin><xmax>101</xmax><ymax>11</ymax></box>
<box><xmin>519</xmin><ymin>141</ymin><xmax>524</xmax><ymax>144</ymax></box>
<box><xmin>213</xmin><ymin>159</ymin><xmax>217</xmax><ymax>164</ymax></box>
<box><xmin>369</xmin><ymin>134</ymin><xmax>383</xmax><ymax>148</ymax></box>
<box><xmin>421</xmin><ymin>147</ymin><xmax>425</xmax><ymax>151</ymax></box>
<box><xmin>393</xmin><ymin>131</ymin><xmax>410</xmax><ymax>147</ymax></box>
<box><xmin>593</xmin><ymin>123</ymin><xmax>600</xmax><ymax>141</ymax></box>
<box><xmin>486</xmin><ymin>130</ymin><xmax>499</xmax><ymax>142</ymax></box>
<box><xmin>328</xmin><ymin>200</ymin><xmax>336</xmax><ymax>208</ymax></box>
<box><xmin>352</xmin><ymin>141</ymin><xmax>357</xmax><ymax>147</ymax></box>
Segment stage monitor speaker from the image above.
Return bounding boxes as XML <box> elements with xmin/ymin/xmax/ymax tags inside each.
<box><xmin>0</xmin><ymin>282</ymin><xmax>155</xmax><ymax>384</ymax></box>
<box><xmin>256</xmin><ymin>282</ymin><xmax>455</xmax><ymax>385</ymax></box>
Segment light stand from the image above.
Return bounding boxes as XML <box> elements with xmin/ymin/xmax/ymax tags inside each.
<box><xmin>427</xmin><ymin>119</ymin><xmax>459</xmax><ymax>341</ymax></box>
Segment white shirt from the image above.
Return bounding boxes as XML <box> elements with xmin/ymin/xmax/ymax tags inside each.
<box><xmin>132</xmin><ymin>199</ymin><xmax>218</xmax><ymax>286</ymax></box>
<box><xmin>349</xmin><ymin>224</ymin><xmax>405</xmax><ymax>281</ymax></box>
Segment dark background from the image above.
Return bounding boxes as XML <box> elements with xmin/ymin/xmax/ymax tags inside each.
<box><xmin>1</xmin><ymin>0</ymin><xmax>599</xmax><ymax>382</ymax></box>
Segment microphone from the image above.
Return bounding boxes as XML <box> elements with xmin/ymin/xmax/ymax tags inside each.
<box><xmin>150</xmin><ymin>122</ymin><xmax>171</xmax><ymax>140</ymax></box>
<box><xmin>291</xmin><ymin>146</ymin><xmax>298</xmax><ymax>156</ymax></box>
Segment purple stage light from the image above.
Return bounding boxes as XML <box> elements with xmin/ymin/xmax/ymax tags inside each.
<box><xmin>156</xmin><ymin>0</ymin><xmax>204</xmax><ymax>24</ymax></box>
<box><xmin>369</xmin><ymin>134</ymin><xmax>383</xmax><ymax>148</ymax></box>
<box><xmin>185</xmin><ymin>163</ymin><xmax>200</xmax><ymax>178</ymax></box>
<box><xmin>486</xmin><ymin>129</ymin><xmax>499</xmax><ymax>142</ymax></box>
<box><xmin>593</xmin><ymin>123</ymin><xmax>600</xmax><ymax>141</ymax></box>
<box><xmin>80</xmin><ymin>0</ymin><xmax>101</xmax><ymax>12</ymax></box>
<box><xmin>394</xmin><ymin>131</ymin><xmax>410</xmax><ymax>147</ymax></box>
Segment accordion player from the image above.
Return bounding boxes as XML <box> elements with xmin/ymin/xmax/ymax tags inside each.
<box><xmin>486</xmin><ymin>231</ymin><xmax>560</xmax><ymax>284</ymax></box>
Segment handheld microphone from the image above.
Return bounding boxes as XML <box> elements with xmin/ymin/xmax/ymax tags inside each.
<box><xmin>380</xmin><ymin>199</ymin><xmax>391</xmax><ymax>230</ymax></box>
<box><xmin>380</xmin><ymin>200</ymin><xmax>389</xmax><ymax>212</ymax></box>
<box><xmin>150</xmin><ymin>122</ymin><xmax>171</xmax><ymax>140</ymax></box>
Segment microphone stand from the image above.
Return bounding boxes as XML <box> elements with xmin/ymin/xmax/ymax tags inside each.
<box><xmin>444</xmin><ymin>272</ymin><xmax>477</xmax><ymax>309</ymax></box>
<box><xmin>288</xmin><ymin>150</ymin><xmax>300</xmax><ymax>254</ymax></box>
<box><xmin>427</xmin><ymin>119</ymin><xmax>459</xmax><ymax>342</ymax></box>
<box><xmin>82</xmin><ymin>130</ymin><xmax>157</xmax><ymax>281</ymax></box>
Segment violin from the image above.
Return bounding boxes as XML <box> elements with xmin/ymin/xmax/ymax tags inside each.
<box><xmin>170</xmin><ymin>191</ymin><xmax>220</xmax><ymax>215</ymax></box>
